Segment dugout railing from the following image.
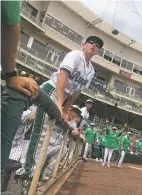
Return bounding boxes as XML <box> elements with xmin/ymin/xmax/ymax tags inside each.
<box><xmin>2</xmin><ymin>118</ymin><xmax>83</xmax><ymax>195</ymax></box>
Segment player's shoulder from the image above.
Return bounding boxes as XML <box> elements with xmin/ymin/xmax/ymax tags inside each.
<box><xmin>80</xmin><ymin>107</ymin><xmax>86</xmax><ymax>111</ymax></box>
<box><xmin>67</xmin><ymin>50</ymin><xmax>81</xmax><ymax>56</ymax></box>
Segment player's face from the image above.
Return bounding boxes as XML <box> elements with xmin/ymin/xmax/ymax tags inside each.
<box><xmin>112</xmin><ymin>129</ymin><xmax>117</xmax><ymax>134</ymax></box>
<box><xmin>91</xmin><ymin>125</ymin><xmax>95</xmax><ymax>130</ymax></box>
<box><xmin>82</xmin><ymin>42</ymin><xmax>99</xmax><ymax>56</ymax></box>
<box><xmin>74</xmin><ymin>115</ymin><xmax>81</xmax><ymax>123</ymax></box>
<box><xmin>86</xmin><ymin>103</ymin><xmax>92</xmax><ymax>110</ymax></box>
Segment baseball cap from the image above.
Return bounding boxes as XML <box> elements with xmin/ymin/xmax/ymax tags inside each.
<box><xmin>127</xmin><ymin>132</ymin><xmax>132</xmax><ymax>135</ymax></box>
<box><xmin>70</xmin><ymin>105</ymin><xmax>81</xmax><ymax>115</ymax></box>
<box><xmin>85</xmin><ymin>36</ymin><xmax>104</xmax><ymax>48</ymax></box>
<box><xmin>85</xmin><ymin>99</ymin><xmax>93</xmax><ymax>104</ymax></box>
<box><xmin>90</xmin><ymin>122</ymin><xmax>95</xmax><ymax>126</ymax></box>
<box><xmin>112</xmin><ymin>127</ymin><xmax>117</xmax><ymax>130</ymax></box>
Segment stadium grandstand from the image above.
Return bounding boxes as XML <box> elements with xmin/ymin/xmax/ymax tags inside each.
<box><xmin>1</xmin><ymin>1</ymin><xmax>142</xmax><ymax>195</ymax></box>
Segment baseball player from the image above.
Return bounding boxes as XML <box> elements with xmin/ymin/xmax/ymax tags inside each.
<box><xmin>80</xmin><ymin>99</ymin><xmax>93</xmax><ymax>129</ymax></box>
<box><xmin>24</xmin><ymin>36</ymin><xmax>104</xmax><ymax>174</ymax></box>
<box><xmin>116</xmin><ymin>132</ymin><xmax>132</xmax><ymax>167</ymax></box>
<box><xmin>83</xmin><ymin>122</ymin><xmax>97</xmax><ymax>161</ymax></box>
<box><xmin>102</xmin><ymin>127</ymin><xmax>122</xmax><ymax>167</ymax></box>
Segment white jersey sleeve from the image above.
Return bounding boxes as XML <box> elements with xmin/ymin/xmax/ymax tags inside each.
<box><xmin>80</xmin><ymin>107</ymin><xmax>87</xmax><ymax>118</ymax></box>
<box><xmin>60</xmin><ymin>50</ymin><xmax>79</xmax><ymax>74</ymax></box>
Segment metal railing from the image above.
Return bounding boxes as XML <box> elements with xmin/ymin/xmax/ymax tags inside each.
<box><xmin>20</xmin><ymin>7</ymin><xmax>43</xmax><ymax>29</ymax></box>
<box><xmin>19</xmin><ymin>43</ymin><xmax>63</xmax><ymax>68</ymax></box>
<box><xmin>109</xmin><ymin>85</ymin><xmax>142</xmax><ymax>103</ymax></box>
<box><xmin>2</xmin><ymin>118</ymin><xmax>83</xmax><ymax>195</ymax></box>
<box><xmin>83</xmin><ymin>88</ymin><xmax>142</xmax><ymax>115</ymax></box>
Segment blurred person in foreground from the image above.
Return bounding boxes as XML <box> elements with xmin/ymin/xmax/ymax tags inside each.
<box><xmin>1</xmin><ymin>0</ymin><xmax>38</xmax><ymax>175</ymax></box>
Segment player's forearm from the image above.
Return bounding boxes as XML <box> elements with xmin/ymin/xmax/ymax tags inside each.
<box><xmin>62</xmin><ymin>92</ymin><xmax>80</xmax><ymax>114</ymax></box>
<box><xmin>56</xmin><ymin>71</ymin><xmax>68</xmax><ymax>108</ymax></box>
<box><xmin>1</xmin><ymin>23</ymin><xmax>20</xmax><ymax>73</ymax></box>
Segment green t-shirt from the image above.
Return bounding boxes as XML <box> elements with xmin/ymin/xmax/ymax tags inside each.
<box><xmin>85</xmin><ymin>128</ymin><xmax>96</xmax><ymax>144</ymax></box>
<box><xmin>136</xmin><ymin>141</ymin><xmax>142</xmax><ymax>149</ymax></box>
<box><xmin>1</xmin><ymin>0</ymin><xmax>21</xmax><ymax>25</ymax></box>
<box><xmin>104</xmin><ymin>129</ymin><xmax>122</xmax><ymax>149</ymax></box>
<box><xmin>120</xmin><ymin>136</ymin><xmax>131</xmax><ymax>151</ymax></box>
<box><xmin>98</xmin><ymin>135</ymin><xmax>106</xmax><ymax>146</ymax></box>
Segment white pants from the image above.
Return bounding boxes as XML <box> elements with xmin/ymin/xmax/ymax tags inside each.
<box><xmin>83</xmin><ymin>143</ymin><xmax>92</xmax><ymax>159</ymax></box>
<box><xmin>103</xmin><ymin>147</ymin><xmax>114</xmax><ymax>165</ymax></box>
<box><xmin>118</xmin><ymin>151</ymin><xmax>126</xmax><ymax>165</ymax></box>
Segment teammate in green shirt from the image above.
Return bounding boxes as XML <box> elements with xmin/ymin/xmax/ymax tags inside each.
<box><xmin>83</xmin><ymin>123</ymin><xmax>96</xmax><ymax>161</ymax></box>
<box><xmin>116</xmin><ymin>132</ymin><xmax>132</xmax><ymax>167</ymax></box>
<box><xmin>96</xmin><ymin>131</ymin><xmax>106</xmax><ymax>162</ymax></box>
<box><xmin>136</xmin><ymin>140</ymin><xmax>142</xmax><ymax>150</ymax></box>
<box><xmin>102</xmin><ymin>126</ymin><xmax>123</xmax><ymax>167</ymax></box>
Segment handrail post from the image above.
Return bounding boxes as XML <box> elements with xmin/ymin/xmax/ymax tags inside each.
<box><xmin>28</xmin><ymin>120</ymin><xmax>55</xmax><ymax>195</ymax></box>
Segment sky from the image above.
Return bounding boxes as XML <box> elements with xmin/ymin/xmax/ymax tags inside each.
<box><xmin>81</xmin><ymin>0</ymin><xmax>142</xmax><ymax>42</ymax></box>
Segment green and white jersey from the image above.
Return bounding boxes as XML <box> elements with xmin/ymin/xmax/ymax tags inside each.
<box><xmin>120</xmin><ymin>136</ymin><xmax>131</xmax><ymax>151</ymax></box>
<box><xmin>104</xmin><ymin>129</ymin><xmax>122</xmax><ymax>149</ymax></box>
<box><xmin>85</xmin><ymin>128</ymin><xmax>96</xmax><ymax>144</ymax></box>
<box><xmin>48</xmin><ymin>50</ymin><xmax>95</xmax><ymax>96</ymax></box>
<box><xmin>98</xmin><ymin>135</ymin><xmax>106</xmax><ymax>146</ymax></box>
<box><xmin>136</xmin><ymin>141</ymin><xmax>142</xmax><ymax>149</ymax></box>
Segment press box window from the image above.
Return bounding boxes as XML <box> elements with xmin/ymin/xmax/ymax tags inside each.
<box><xmin>61</xmin><ymin>24</ymin><xmax>69</xmax><ymax>37</ymax></box>
<box><xmin>104</xmin><ymin>50</ymin><xmax>113</xmax><ymax>62</ymax></box>
<box><xmin>127</xmin><ymin>61</ymin><xmax>133</xmax><ymax>71</ymax></box>
<box><xmin>98</xmin><ymin>48</ymin><xmax>104</xmax><ymax>57</ymax></box>
<box><xmin>20</xmin><ymin>31</ymin><xmax>30</xmax><ymax>45</ymax></box>
<box><xmin>133</xmin><ymin>64</ymin><xmax>142</xmax><ymax>75</ymax></box>
<box><xmin>114</xmin><ymin>80</ymin><xmax>126</xmax><ymax>92</ymax></box>
<box><xmin>52</xmin><ymin>19</ymin><xmax>62</xmax><ymax>32</ymax></box>
<box><xmin>32</xmin><ymin>39</ymin><xmax>46</xmax><ymax>54</ymax></box>
<box><xmin>68</xmin><ymin>29</ymin><xmax>76</xmax><ymax>41</ymax></box>
<box><xmin>24</xmin><ymin>2</ymin><xmax>38</xmax><ymax>18</ymax></box>
<box><xmin>75</xmin><ymin>34</ymin><xmax>83</xmax><ymax>45</ymax></box>
<box><xmin>121</xmin><ymin>59</ymin><xmax>127</xmax><ymax>69</ymax></box>
<box><xmin>45</xmin><ymin>14</ymin><xmax>55</xmax><ymax>27</ymax></box>
<box><xmin>112</xmin><ymin>55</ymin><xmax>121</xmax><ymax>66</ymax></box>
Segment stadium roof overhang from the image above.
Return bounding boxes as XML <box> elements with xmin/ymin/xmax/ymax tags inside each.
<box><xmin>61</xmin><ymin>0</ymin><xmax>142</xmax><ymax>54</ymax></box>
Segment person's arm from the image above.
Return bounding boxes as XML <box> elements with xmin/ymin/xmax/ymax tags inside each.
<box><xmin>56</xmin><ymin>51</ymin><xmax>78</xmax><ymax>113</ymax></box>
<box><xmin>1</xmin><ymin>0</ymin><xmax>20</xmax><ymax>73</ymax></box>
<box><xmin>1</xmin><ymin>1</ymin><xmax>38</xmax><ymax>98</ymax></box>
<box><xmin>56</xmin><ymin>70</ymin><xmax>69</xmax><ymax>114</ymax></box>
<box><xmin>62</xmin><ymin>90</ymin><xmax>81</xmax><ymax>114</ymax></box>
<box><xmin>1</xmin><ymin>23</ymin><xmax>20</xmax><ymax>73</ymax></box>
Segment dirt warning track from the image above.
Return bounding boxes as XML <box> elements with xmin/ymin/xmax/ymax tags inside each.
<box><xmin>57</xmin><ymin>161</ymin><xmax>142</xmax><ymax>195</ymax></box>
